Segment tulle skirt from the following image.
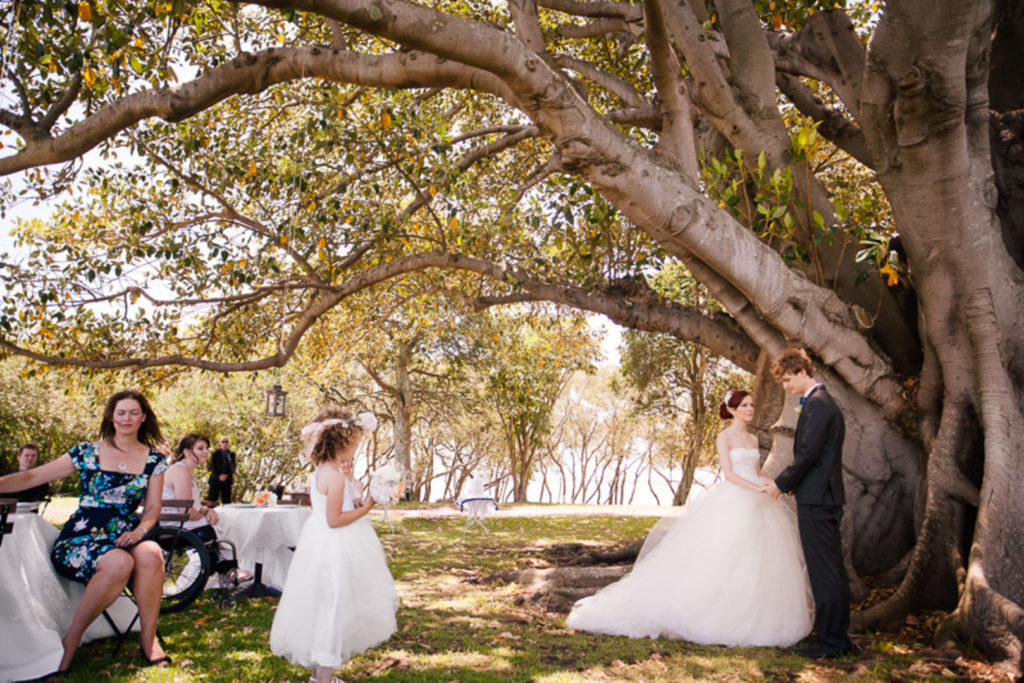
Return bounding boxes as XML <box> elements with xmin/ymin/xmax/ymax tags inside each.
<box><xmin>566</xmin><ymin>480</ymin><xmax>814</xmax><ymax>647</ymax></box>
<box><xmin>270</xmin><ymin>516</ymin><xmax>399</xmax><ymax>668</ymax></box>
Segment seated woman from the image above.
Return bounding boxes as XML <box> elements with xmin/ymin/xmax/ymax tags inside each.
<box><xmin>162</xmin><ymin>434</ymin><xmax>249</xmax><ymax>581</ymax></box>
<box><xmin>0</xmin><ymin>389</ymin><xmax>172</xmax><ymax>677</ymax></box>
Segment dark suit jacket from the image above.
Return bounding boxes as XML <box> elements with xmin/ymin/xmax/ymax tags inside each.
<box><xmin>11</xmin><ymin>480</ymin><xmax>49</xmax><ymax>502</ymax></box>
<box><xmin>775</xmin><ymin>385</ymin><xmax>846</xmax><ymax>506</ymax></box>
<box><xmin>208</xmin><ymin>448</ymin><xmax>236</xmax><ymax>484</ymax></box>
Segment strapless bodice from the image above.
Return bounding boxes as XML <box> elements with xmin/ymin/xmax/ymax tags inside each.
<box><xmin>729</xmin><ymin>448</ymin><xmax>762</xmax><ymax>484</ymax></box>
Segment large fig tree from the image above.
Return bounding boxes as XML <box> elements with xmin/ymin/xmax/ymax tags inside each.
<box><xmin>2</xmin><ymin>0</ymin><xmax>1023</xmax><ymax>671</ymax></box>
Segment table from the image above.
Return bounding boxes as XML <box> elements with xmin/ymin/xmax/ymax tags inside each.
<box><xmin>0</xmin><ymin>513</ymin><xmax>139</xmax><ymax>683</ymax></box>
<box><xmin>214</xmin><ymin>504</ymin><xmax>310</xmax><ymax>598</ymax></box>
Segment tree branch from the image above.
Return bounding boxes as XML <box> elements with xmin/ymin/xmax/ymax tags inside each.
<box><xmin>552</xmin><ymin>54</ymin><xmax>645</xmax><ymax>108</ymax></box>
<box><xmin>775</xmin><ymin>73</ymin><xmax>872</xmax><ymax>166</ymax></box>
<box><xmin>1</xmin><ymin>46</ymin><xmax>511</xmax><ymax>176</ymax></box>
<box><xmin>536</xmin><ymin>0</ymin><xmax>641</xmax><ymax>21</ymax></box>
<box><xmin>643</xmin><ymin>0</ymin><xmax>698</xmax><ymax>177</ymax></box>
<box><xmin>767</xmin><ymin>10</ymin><xmax>867</xmax><ymax>120</ymax></box>
<box><xmin>556</xmin><ymin>18</ymin><xmax>639</xmax><ymax>40</ymax></box>
<box><xmin>713</xmin><ymin>0</ymin><xmax>777</xmax><ymax>107</ymax></box>
<box><xmin>38</xmin><ymin>74</ymin><xmax>84</xmax><ymax>132</ymax></box>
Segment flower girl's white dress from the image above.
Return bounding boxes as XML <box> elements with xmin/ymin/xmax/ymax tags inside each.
<box><xmin>270</xmin><ymin>472</ymin><xmax>399</xmax><ymax>667</ymax></box>
<box><xmin>567</xmin><ymin>448</ymin><xmax>813</xmax><ymax>647</ymax></box>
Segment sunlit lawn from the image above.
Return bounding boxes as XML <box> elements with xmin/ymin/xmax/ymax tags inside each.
<box><xmin>50</xmin><ymin>512</ymin><xmax>969</xmax><ymax>682</ymax></box>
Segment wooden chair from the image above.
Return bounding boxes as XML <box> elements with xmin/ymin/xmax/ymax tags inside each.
<box><xmin>0</xmin><ymin>498</ymin><xmax>15</xmax><ymax>549</ymax></box>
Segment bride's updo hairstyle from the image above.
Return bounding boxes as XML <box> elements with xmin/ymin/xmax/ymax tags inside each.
<box><xmin>719</xmin><ymin>390</ymin><xmax>751</xmax><ymax>420</ymax></box>
<box><xmin>307</xmin><ymin>406</ymin><xmax>364</xmax><ymax>466</ymax></box>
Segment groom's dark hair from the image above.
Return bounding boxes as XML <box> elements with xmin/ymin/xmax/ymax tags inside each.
<box><xmin>771</xmin><ymin>348</ymin><xmax>815</xmax><ymax>379</ymax></box>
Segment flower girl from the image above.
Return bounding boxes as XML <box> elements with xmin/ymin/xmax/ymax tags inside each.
<box><xmin>270</xmin><ymin>408</ymin><xmax>399</xmax><ymax>683</ymax></box>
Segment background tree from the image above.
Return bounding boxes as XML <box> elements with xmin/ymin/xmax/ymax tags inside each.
<box><xmin>478</xmin><ymin>308</ymin><xmax>600</xmax><ymax>501</ymax></box>
<box><xmin>618</xmin><ymin>267</ymin><xmax>752</xmax><ymax>504</ymax></box>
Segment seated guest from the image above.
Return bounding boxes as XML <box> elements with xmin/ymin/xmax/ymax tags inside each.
<box><xmin>163</xmin><ymin>434</ymin><xmax>249</xmax><ymax>581</ymax></box>
<box><xmin>0</xmin><ymin>389</ymin><xmax>172</xmax><ymax>676</ymax></box>
<box><xmin>7</xmin><ymin>443</ymin><xmax>50</xmax><ymax>502</ymax></box>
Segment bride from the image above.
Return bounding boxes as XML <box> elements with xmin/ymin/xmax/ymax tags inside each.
<box><xmin>566</xmin><ymin>390</ymin><xmax>813</xmax><ymax>647</ymax></box>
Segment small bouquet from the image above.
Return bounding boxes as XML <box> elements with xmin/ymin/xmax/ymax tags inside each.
<box><xmin>253</xmin><ymin>490</ymin><xmax>278</xmax><ymax>507</ymax></box>
<box><xmin>369</xmin><ymin>462</ymin><xmax>406</xmax><ymax>505</ymax></box>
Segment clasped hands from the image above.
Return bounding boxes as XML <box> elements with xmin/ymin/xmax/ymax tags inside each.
<box><xmin>761</xmin><ymin>480</ymin><xmax>785</xmax><ymax>500</ymax></box>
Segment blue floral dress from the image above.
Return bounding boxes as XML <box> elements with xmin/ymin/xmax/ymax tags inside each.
<box><xmin>51</xmin><ymin>442</ymin><xmax>168</xmax><ymax>584</ymax></box>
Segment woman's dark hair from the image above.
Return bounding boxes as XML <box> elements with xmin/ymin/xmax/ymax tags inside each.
<box><xmin>99</xmin><ymin>389</ymin><xmax>164</xmax><ymax>447</ymax></box>
<box><xmin>719</xmin><ymin>390</ymin><xmax>751</xmax><ymax>420</ymax></box>
<box><xmin>174</xmin><ymin>433</ymin><xmax>210</xmax><ymax>463</ymax></box>
<box><xmin>309</xmin><ymin>406</ymin><xmax>363</xmax><ymax>466</ymax></box>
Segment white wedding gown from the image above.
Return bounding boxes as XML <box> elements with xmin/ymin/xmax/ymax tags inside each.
<box><xmin>567</xmin><ymin>448</ymin><xmax>813</xmax><ymax>647</ymax></box>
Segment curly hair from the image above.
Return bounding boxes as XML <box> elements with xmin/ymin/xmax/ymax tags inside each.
<box><xmin>771</xmin><ymin>348</ymin><xmax>815</xmax><ymax>380</ymax></box>
<box><xmin>308</xmin><ymin>406</ymin><xmax>364</xmax><ymax>466</ymax></box>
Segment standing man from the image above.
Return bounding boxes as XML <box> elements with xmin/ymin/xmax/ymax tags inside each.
<box><xmin>8</xmin><ymin>443</ymin><xmax>50</xmax><ymax>502</ymax></box>
<box><xmin>764</xmin><ymin>348</ymin><xmax>852</xmax><ymax>658</ymax></box>
<box><xmin>208</xmin><ymin>436</ymin><xmax>238</xmax><ymax>505</ymax></box>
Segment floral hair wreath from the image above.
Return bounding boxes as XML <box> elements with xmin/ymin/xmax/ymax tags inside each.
<box><xmin>722</xmin><ymin>390</ymin><xmax>735</xmax><ymax>407</ymax></box>
<box><xmin>299</xmin><ymin>411</ymin><xmax>378</xmax><ymax>462</ymax></box>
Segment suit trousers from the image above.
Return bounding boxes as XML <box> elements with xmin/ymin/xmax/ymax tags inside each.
<box><xmin>207</xmin><ymin>478</ymin><xmax>233</xmax><ymax>505</ymax></box>
<box><xmin>796</xmin><ymin>504</ymin><xmax>851</xmax><ymax>653</ymax></box>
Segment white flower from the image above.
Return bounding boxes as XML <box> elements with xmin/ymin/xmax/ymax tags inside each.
<box><xmin>357</xmin><ymin>411</ymin><xmax>378</xmax><ymax>433</ymax></box>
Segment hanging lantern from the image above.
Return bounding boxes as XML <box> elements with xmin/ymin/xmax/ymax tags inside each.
<box><xmin>264</xmin><ymin>384</ymin><xmax>288</xmax><ymax>417</ymax></box>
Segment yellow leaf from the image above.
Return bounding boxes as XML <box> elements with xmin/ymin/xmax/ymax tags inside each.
<box><xmin>428</xmin><ymin>185</ymin><xmax>437</xmax><ymax>197</ymax></box>
<box><xmin>78</xmin><ymin>1</ymin><xmax>91</xmax><ymax>22</ymax></box>
<box><xmin>382</xmin><ymin>112</ymin><xmax>391</xmax><ymax>131</ymax></box>
<box><xmin>280</xmin><ymin>234</ymin><xmax>288</xmax><ymax>245</ymax></box>
<box><xmin>772</xmin><ymin>14</ymin><xmax>782</xmax><ymax>29</ymax></box>
<box><xmin>768</xmin><ymin>1</ymin><xmax>775</xmax><ymax>8</ymax></box>
<box><xmin>449</xmin><ymin>217</ymin><xmax>457</xmax><ymax>230</ymax></box>
<box><xmin>246</xmin><ymin>160</ymin><xmax>257</xmax><ymax>178</ymax></box>
<box><xmin>82</xmin><ymin>67</ymin><xmax>96</xmax><ymax>87</ymax></box>
<box><xmin>134</xmin><ymin>36</ymin><xmax>144</xmax><ymax>49</ymax></box>
<box><xmin>880</xmin><ymin>262</ymin><xmax>899</xmax><ymax>287</ymax></box>
<box><xmin>317</xmin><ymin>237</ymin><xmax>326</xmax><ymax>249</ymax></box>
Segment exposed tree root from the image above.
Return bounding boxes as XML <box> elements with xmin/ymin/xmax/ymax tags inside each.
<box><xmin>945</xmin><ymin>565</ymin><xmax>1024</xmax><ymax>680</ymax></box>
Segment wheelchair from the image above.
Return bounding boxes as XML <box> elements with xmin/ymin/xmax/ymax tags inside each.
<box><xmin>152</xmin><ymin>500</ymin><xmax>246</xmax><ymax>612</ymax></box>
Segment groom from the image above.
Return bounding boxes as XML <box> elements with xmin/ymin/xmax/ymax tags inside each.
<box><xmin>763</xmin><ymin>348</ymin><xmax>852</xmax><ymax>658</ymax></box>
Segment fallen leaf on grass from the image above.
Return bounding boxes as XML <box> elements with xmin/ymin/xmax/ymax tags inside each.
<box><xmin>372</xmin><ymin>655</ymin><xmax>411</xmax><ymax>673</ymax></box>
<box><xmin>192</xmin><ymin>616</ymin><xmax>211</xmax><ymax>626</ymax></box>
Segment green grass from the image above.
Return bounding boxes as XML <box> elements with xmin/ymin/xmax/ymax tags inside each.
<box><xmin>50</xmin><ymin>514</ymin><xmax>972</xmax><ymax>682</ymax></box>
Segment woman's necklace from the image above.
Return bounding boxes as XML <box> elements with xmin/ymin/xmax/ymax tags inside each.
<box><xmin>107</xmin><ymin>438</ymin><xmax>133</xmax><ymax>472</ymax></box>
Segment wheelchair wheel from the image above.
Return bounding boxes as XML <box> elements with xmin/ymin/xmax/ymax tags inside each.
<box><xmin>149</xmin><ymin>527</ymin><xmax>212</xmax><ymax>614</ymax></box>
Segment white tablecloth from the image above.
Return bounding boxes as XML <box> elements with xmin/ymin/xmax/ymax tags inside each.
<box><xmin>0</xmin><ymin>513</ymin><xmax>139</xmax><ymax>683</ymax></box>
<box><xmin>214</xmin><ymin>505</ymin><xmax>310</xmax><ymax>589</ymax></box>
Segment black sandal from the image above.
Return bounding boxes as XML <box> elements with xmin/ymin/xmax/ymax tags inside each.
<box><xmin>137</xmin><ymin>647</ymin><xmax>172</xmax><ymax>667</ymax></box>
